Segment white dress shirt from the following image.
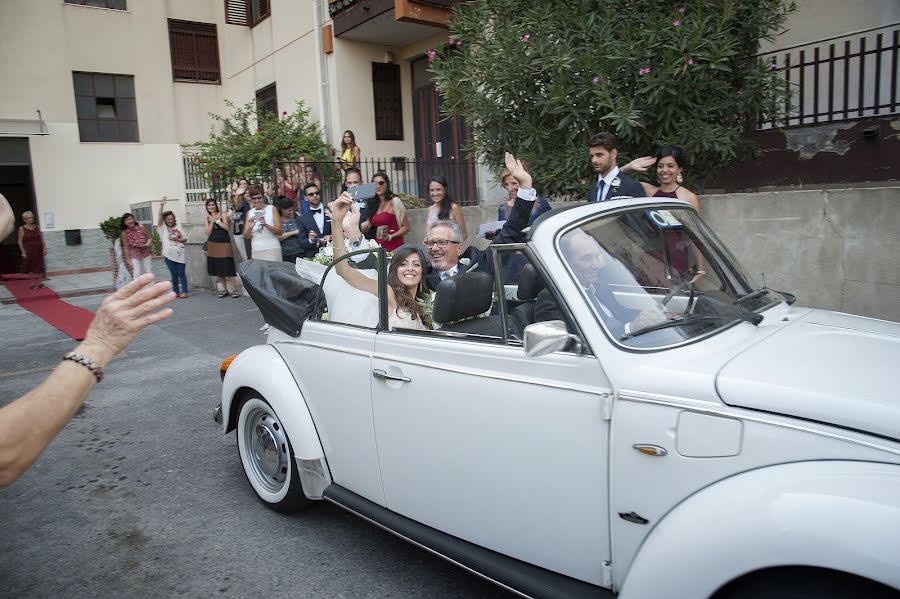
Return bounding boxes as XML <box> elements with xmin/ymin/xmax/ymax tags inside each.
<box><xmin>596</xmin><ymin>166</ymin><xmax>621</xmax><ymax>203</ymax></box>
<box><xmin>308</xmin><ymin>205</ymin><xmax>325</xmax><ymax>232</ymax></box>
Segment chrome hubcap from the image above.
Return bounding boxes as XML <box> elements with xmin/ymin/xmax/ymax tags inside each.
<box><xmin>244</xmin><ymin>407</ymin><xmax>289</xmax><ymax>492</ymax></box>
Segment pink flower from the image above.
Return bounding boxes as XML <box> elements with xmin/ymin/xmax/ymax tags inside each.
<box><xmin>678</xmin><ymin>6</ymin><xmax>685</xmax><ymax>13</ymax></box>
<box><xmin>448</xmin><ymin>38</ymin><xmax>462</xmax><ymax>47</ymax></box>
<box><xmin>639</xmin><ymin>67</ymin><xmax>651</xmax><ymax>76</ymax></box>
<box><xmin>672</xmin><ymin>19</ymin><xmax>680</xmax><ymax>27</ymax></box>
<box><xmin>687</xmin><ymin>58</ymin><xmax>694</xmax><ymax>65</ymax></box>
<box><xmin>426</xmin><ymin>48</ymin><xmax>438</xmax><ymax>62</ymax></box>
<box><xmin>768</xmin><ymin>61</ymin><xmax>778</xmax><ymax>70</ymax></box>
<box><xmin>264</xmin><ymin>140</ymin><xmax>270</xmax><ymax>145</ymax></box>
<box><xmin>521</xmin><ymin>34</ymin><xmax>531</xmax><ymax>43</ymax></box>
<box><xmin>257</xmin><ymin>127</ymin><xmax>263</xmax><ymax>132</ymax></box>
<box><xmin>592</xmin><ymin>76</ymin><xmax>600</xmax><ymax>84</ymax></box>
<box><xmin>282</xmin><ymin>111</ymin><xmax>288</xmax><ymax>116</ymax></box>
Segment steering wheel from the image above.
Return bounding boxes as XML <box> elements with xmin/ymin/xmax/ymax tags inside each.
<box><xmin>661</xmin><ymin>267</ymin><xmax>697</xmax><ymax>314</ymax></box>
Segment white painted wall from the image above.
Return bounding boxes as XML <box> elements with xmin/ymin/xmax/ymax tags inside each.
<box><xmin>760</xmin><ymin>0</ymin><xmax>899</xmax><ymax>51</ymax></box>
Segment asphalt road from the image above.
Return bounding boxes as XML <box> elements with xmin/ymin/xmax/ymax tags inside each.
<box><xmin>0</xmin><ymin>288</ymin><xmax>509</xmax><ymax>599</ymax></box>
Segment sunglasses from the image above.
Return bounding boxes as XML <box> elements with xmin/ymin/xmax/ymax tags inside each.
<box><xmin>306</xmin><ymin>191</ymin><xmax>320</xmax><ymax>197</ymax></box>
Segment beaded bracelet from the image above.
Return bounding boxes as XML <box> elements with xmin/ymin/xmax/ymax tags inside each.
<box><xmin>62</xmin><ymin>352</ymin><xmax>104</xmax><ymax>382</ymax></box>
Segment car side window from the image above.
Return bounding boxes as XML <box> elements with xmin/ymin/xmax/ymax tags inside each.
<box><xmin>495</xmin><ymin>249</ymin><xmax>582</xmax><ymax>348</ymax></box>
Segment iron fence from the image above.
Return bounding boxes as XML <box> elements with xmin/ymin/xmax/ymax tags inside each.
<box><xmin>757</xmin><ymin>23</ymin><xmax>900</xmax><ymax>129</ymax></box>
<box><xmin>181</xmin><ymin>153</ymin><xmax>480</xmax><ymax>207</ymax></box>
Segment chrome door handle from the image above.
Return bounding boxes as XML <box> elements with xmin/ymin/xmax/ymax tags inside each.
<box><xmin>372</xmin><ymin>369</ymin><xmax>411</xmax><ymax>383</ymax></box>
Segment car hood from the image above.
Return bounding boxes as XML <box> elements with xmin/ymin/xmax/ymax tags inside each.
<box><xmin>717</xmin><ymin>310</ymin><xmax>900</xmax><ymax>441</ymax></box>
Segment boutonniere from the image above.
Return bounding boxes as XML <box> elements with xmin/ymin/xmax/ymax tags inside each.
<box><xmin>458</xmin><ymin>258</ymin><xmax>471</xmax><ymax>267</ymax></box>
<box><xmin>611</xmin><ymin>178</ymin><xmax>622</xmax><ymax>192</ymax></box>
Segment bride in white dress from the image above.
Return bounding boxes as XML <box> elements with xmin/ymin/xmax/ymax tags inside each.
<box><xmin>324</xmin><ymin>192</ymin><xmax>430</xmax><ymax>331</ymax></box>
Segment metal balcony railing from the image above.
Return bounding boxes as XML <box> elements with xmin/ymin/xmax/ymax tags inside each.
<box><xmin>757</xmin><ymin>22</ymin><xmax>899</xmax><ymax>129</ymax></box>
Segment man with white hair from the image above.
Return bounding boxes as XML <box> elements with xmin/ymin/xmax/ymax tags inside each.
<box><xmin>425</xmin><ymin>153</ymin><xmax>536</xmax><ymax>291</ymax></box>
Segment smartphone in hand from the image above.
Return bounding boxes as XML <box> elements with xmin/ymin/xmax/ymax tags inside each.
<box><xmin>349</xmin><ymin>182</ymin><xmax>377</xmax><ymax>202</ymax></box>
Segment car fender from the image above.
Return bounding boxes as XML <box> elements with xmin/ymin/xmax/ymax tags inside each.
<box><xmin>221</xmin><ymin>344</ymin><xmax>326</xmax><ymax>465</ymax></box>
<box><xmin>618</xmin><ymin>460</ymin><xmax>900</xmax><ymax>598</ymax></box>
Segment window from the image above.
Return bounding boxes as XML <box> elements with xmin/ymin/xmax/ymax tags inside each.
<box><xmin>224</xmin><ymin>0</ymin><xmax>270</xmax><ymax>27</ymax></box>
<box><xmin>255</xmin><ymin>83</ymin><xmax>278</xmax><ymax>119</ymax></box>
<box><xmin>168</xmin><ymin>20</ymin><xmax>221</xmax><ymax>84</ymax></box>
<box><xmin>73</xmin><ymin>72</ymin><xmax>139</xmax><ymax>143</ymax></box>
<box><xmin>372</xmin><ymin>63</ymin><xmax>403</xmax><ymax>140</ymax></box>
<box><xmin>64</xmin><ymin>0</ymin><xmax>126</xmax><ymax>9</ymax></box>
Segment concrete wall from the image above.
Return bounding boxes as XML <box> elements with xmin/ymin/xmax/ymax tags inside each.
<box><xmin>701</xmin><ymin>186</ymin><xmax>899</xmax><ymax>322</ymax></box>
<box><xmin>759</xmin><ymin>0</ymin><xmax>899</xmax><ymax>52</ymax></box>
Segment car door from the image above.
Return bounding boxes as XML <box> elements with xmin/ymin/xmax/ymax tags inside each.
<box><xmin>276</xmin><ymin>256</ymin><xmax>384</xmax><ymax>505</ymax></box>
<box><xmin>370</xmin><ymin>252</ymin><xmax>613</xmax><ymax>586</ymax></box>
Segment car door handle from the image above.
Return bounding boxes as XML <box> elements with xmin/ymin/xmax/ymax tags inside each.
<box><xmin>372</xmin><ymin>369</ymin><xmax>411</xmax><ymax>383</ymax></box>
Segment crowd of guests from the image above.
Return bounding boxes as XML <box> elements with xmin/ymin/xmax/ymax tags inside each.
<box><xmin>40</xmin><ymin>128</ymin><xmax>695</xmax><ymax>306</ymax></box>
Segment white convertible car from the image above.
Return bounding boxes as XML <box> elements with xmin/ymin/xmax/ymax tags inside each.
<box><xmin>216</xmin><ymin>196</ymin><xmax>900</xmax><ymax>599</ymax></box>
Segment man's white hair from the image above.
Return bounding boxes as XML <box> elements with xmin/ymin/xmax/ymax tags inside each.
<box><xmin>427</xmin><ymin>219</ymin><xmax>465</xmax><ymax>243</ymax></box>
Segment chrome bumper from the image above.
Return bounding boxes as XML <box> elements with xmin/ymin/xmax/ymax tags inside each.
<box><xmin>213</xmin><ymin>403</ymin><xmax>222</xmax><ymax>425</ymax></box>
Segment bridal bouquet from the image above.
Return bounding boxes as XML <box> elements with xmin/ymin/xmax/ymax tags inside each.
<box><xmin>310</xmin><ymin>239</ymin><xmax>380</xmax><ymax>265</ymax></box>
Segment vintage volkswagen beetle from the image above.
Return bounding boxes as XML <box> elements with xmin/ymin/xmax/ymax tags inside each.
<box><xmin>216</xmin><ymin>196</ymin><xmax>900</xmax><ymax>599</ymax></box>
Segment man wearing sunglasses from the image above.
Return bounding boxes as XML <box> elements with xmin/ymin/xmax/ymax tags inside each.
<box><xmin>297</xmin><ymin>182</ymin><xmax>332</xmax><ymax>258</ymax></box>
<box><xmin>425</xmin><ymin>153</ymin><xmax>535</xmax><ymax>291</ymax></box>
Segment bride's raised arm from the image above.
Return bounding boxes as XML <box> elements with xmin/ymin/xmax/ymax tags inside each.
<box><xmin>330</xmin><ymin>193</ymin><xmax>378</xmax><ymax>298</ymax></box>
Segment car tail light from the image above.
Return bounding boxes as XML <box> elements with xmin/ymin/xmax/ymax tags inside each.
<box><xmin>220</xmin><ymin>354</ymin><xmax>237</xmax><ymax>381</ymax></box>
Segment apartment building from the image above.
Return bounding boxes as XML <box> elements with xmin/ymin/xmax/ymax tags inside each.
<box><xmin>0</xmin><ymin>0</ymin><xmax>462</xmax><ymax>272</ymax></box>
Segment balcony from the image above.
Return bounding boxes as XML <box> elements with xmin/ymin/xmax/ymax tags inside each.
<box><xmin>329</xmin><ymin>0</ymin><xmax>466</xmax><ymax>47</ymax></box>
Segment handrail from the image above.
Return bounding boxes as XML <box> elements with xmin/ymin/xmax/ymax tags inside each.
<box><xmin>756</xmin><ymin>21</ymin><xmax>899</xmax><ymax>56</ymax></box>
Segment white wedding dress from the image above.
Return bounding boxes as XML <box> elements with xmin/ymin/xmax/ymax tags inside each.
<box><xmin>295</xmin><ymin>259</ymin><xmax>429</xmax><ymax>331</ymax></box>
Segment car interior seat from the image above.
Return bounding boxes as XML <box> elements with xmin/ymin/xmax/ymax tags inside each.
<box><xmin>508</xmin><ymin>263</ymin><xmax>545</xmax><ymax>339</ymax></box>
<box><xmin>433</xmin><ymin>271</ymin><xmax>506</xmax><ymax>338</ymax></box>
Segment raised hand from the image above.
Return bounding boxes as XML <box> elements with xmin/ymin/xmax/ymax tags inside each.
<box><xmin>504</xmin><ymin>152</ymin><xmax>532</xmax><ymax>190</ymax></box>
<box><xmin>329</xmin><ymin>192</ymin><xmax>353</xmax><ymax>222</ymax></box>
<box><xmin>623</xmin><ymin>156</ymin><xmax>656</xmax><ymax>174</ymax></box>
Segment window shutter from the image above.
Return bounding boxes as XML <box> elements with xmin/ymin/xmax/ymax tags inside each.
<box><xmin>168</xmin><ymin>20</ymin><xmax>221</xmax><ymax>84</ymax></box>
<box><xmin>258</xmin><ymin>0</ymin><xmax>270</xmax><ymax>20</ymax></box>
<box><xmin>224</xmin><ymin>0</ymin><xmax>249</xmax><ymax>25</ymax></box>
<box><xmin>372</xmin><ymin>63</ymin><xmax>403</xmax><ymax>140</ymax></box>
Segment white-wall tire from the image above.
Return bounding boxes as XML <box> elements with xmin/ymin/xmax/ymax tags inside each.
<box><xmin>236</xmin><ymin>396</ymin><xmax>309</xmax><ymax>513</ymax></box>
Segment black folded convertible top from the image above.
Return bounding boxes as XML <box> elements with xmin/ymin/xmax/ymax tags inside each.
<box><xmin>239</xmin><ymin>259</ymin><xmax>321</xmax><ymax>337</ymax></box>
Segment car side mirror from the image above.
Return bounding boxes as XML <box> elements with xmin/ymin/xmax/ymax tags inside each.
<box><xmin>523</xmin><ymin>320</ymin><xmax>582</xmax><ymax>357</ymax></box>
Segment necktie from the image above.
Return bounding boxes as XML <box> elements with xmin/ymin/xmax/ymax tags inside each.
<box><xmin>440</xmin><ymin>269</ymin><xmax>455</xmax><ymax>280</ymax></box>
<box><xmin>597</xmin><ymin>179</ymin><xmax>606</xmax><ymax>203</ymax></box>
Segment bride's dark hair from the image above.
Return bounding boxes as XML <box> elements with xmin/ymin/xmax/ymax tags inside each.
<box><xmin>387</xmin><ymin>245</ymin><xmax>429</xmax><ymax>323</ymax></box>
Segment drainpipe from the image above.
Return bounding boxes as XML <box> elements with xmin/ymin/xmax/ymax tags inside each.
<box><xmin>313</xmin><ymin>0</ymin><xmax>333</xmax><ymax>147</ymax></box>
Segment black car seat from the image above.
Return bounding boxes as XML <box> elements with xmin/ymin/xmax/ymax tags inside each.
<box><xmin>433</xmin><ymin>271</ymin><xmax>505</xmax><ymax>338</ymax></box>
<box><xmin>508</xmin><ymin>263</ymin><xmax>545</xmax><ymax>339</ymax></box>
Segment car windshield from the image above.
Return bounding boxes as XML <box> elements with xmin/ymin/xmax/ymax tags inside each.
<box><xmin>558</xmin><ymin>206</ymin><xmax>779</xmax><ymax>349</ymax></box>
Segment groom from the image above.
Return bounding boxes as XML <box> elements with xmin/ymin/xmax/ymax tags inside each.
<box><xmin>425</xmin><ymin>153</ymin><xmax>536</xmax><ymax>291</ymax></box>
<box><xmin>586</xmin><ymin>132</ymin><xmax>645</xmax><ymax>203</ymax></box>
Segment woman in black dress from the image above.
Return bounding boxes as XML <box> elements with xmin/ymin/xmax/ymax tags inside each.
<box><xmin>204</xmin><ymin>199</ymin><xmax>238</xmax><ymax>298</ymax></box>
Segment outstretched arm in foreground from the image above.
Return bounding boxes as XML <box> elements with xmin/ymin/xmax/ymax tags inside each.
<box><xmin>0</xmin><ymin>274</ymin><xmax>175</xmax><ymax>487</ymax></box>
<box><xmin>493</xmin><ymin>152</ymin><xmax>536</xmax><ymax>245</ymax></box>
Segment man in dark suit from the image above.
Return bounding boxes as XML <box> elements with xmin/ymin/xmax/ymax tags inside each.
<box><xmin>586</xmin><ymin>132</ymin><xmax>645</xmax><ymax>203</ymax></box>
<box><xmin>425</xmin><ymin>153</ymin><xmax>534</xmax><ymax>291</ymax></box>
<box><xmin>297</xmin><ymin>182</ymin><xmax>331</xmax><ymax>259</ymax></box>
<box><xmin>535</xmin><ymin>229</ymin><xmax>664</xmax><ymax>338</ymax></box>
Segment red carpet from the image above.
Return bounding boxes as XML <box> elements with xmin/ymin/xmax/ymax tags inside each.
<box><xmin>2</xmin><ymin>275</ymin><xmax>95</xmax><ymax>340</ymax></box>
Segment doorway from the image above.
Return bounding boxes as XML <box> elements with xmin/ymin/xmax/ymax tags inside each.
<box><xmin>0</xmin><ymin>138</ymin><xmax>37</xmax><ymax>274</ymax></box>
<box><xmin>411</xmin><ymin>57</ymin><xmax>477</xmax><ymax>205</ymax></box>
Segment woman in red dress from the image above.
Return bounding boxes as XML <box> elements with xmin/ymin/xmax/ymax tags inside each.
<box><xmin>17</xmin><ymin>211</ymin><xmax>46</xmax><ymax>289</ymax></box>
<box><xmin>363</xmin><ymin>172</ymin><xmax>409</xmax><ymax>252</ymax></box>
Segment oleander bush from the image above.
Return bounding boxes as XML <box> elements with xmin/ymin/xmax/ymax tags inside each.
<box><xmin>190</xmin><ymin>100</ymin><xmax>336</xmax><ymax>195</ymax></box>
<box><xmin>429</xmin><ymin>0</ymin><xmax>796</xmax><ymax>193</ymax></box>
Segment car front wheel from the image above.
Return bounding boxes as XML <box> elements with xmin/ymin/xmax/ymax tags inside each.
<box><xmin>236</xmin><ymin>396</ymin><xmax>310</xmax><ymax>513</ymax></box>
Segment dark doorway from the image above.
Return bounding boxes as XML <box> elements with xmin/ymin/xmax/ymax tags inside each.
<box><xmin>0</xmin><ymin>138</ymin><xmax>37</xmax><ymax>275</ymax></box>
<box><xmin>411</xmin><ymin>57</ymin><xmax>477</xmax><ymax>205</ymax></box>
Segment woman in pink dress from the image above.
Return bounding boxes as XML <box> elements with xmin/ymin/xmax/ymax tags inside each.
<box><xmin>363</xmin><ymin>172</ymin><xmax>409</xmax><ymax>252</ymax></box>
<box><xmin>17</xmin><ymin>211</ymin><xmax>46</xmax><ymax>289</ymax></box>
